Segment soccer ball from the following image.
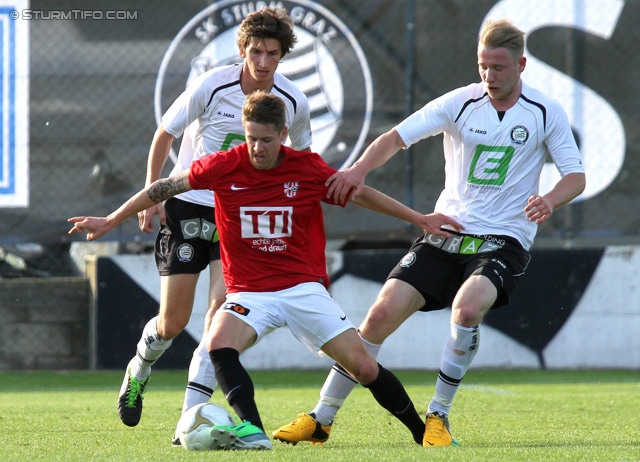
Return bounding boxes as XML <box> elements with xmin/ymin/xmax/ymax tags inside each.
<box><xmin>176</xmin><ymin>403</ymin><xmax>235</xmax><ymax>450</ymax></box>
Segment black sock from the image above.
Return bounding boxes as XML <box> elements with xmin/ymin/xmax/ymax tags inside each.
<box><xmin>362</xmin><ymin>364</ymin><xmax>424</xmax><ymax>444</ymax></box>
<box><xmin>209</xmin><ymin>347</ymin><xmax>264</xmax><ymax>432</ymax></box>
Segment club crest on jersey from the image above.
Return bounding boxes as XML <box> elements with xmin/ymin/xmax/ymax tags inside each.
<box><xmin>511</xmin><ymin>125</ymin><xmax>529</xmax><ymax>144</ymax></box>
<box><xmin>155</xmin><ymin>0</ymin><xmax>372</xmax><ymax>170</ymax></box>
<box><xmin>284</xmin><ymin>182</ymin><xmax>299</xmax><ymax>198</ymax></box>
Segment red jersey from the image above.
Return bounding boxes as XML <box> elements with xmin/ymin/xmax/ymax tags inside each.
<box><xmin>188</xmin><ymin>144</ymin><xmax>345</xmax><ymax>293</ymax></box>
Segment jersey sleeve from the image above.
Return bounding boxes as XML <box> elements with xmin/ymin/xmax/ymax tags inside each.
<box><xmin>394</xmin><ymin>88</ymin><xmax>460</xmax><ymax>148</ymax></box>
<box><xmin>187</xmin><ymin>152</ymin><xmax>224</xmax><ymax>191</ymax></box>
<box><xmin>395</xmin><ymin>98</ymin><xmax>450</xmax><ymax>147</ymax></box>
<box><xmin>287</xmin><ymin>97</ymin><xmax>313</xmax><ymax>150</ymax></box>
<box><xmin>161</xmin><ymin>72</ymin><xmax>211</xmax><ymax>139</ymax></box>
<box><xmin>306</xmin><ymin>154</ymin><xmax>350</xmax><ymax>207</ymax></box>
<box><xmin>544</xmin><ymin>99</ymin><xmax>585</xmax><ymax>176</ymax></box>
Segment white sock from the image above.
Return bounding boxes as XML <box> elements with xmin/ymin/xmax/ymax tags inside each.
<box><xmin>130</xmin><ymin>316</ymin><xmax>173</xmax><ymax>381</ymax></box>
<box><xmin>181</xmin><ymin>340</ymin><xmax>218</xmax><ymax>413</ymax></box>
<box><xmin>312</xmin><ymin>334</ymin><xmax>381</xmax><ymax>426</ymax></box>
<box><xmin>428</xmin><ymin>322</ymin><xmax>479</xmax><ymax>416</ymax></box>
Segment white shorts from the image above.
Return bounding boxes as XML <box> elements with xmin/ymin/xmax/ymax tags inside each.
<box><xmin>221</xmin><ymin>282</ymin><xmax>354</xmax><ymax>356</ymax></box>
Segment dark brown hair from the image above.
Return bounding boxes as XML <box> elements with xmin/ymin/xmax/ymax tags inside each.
<box><xmin>237</xmin><ymin>7</ymin><xmax>297</xmax><ymax>58</ymax></box>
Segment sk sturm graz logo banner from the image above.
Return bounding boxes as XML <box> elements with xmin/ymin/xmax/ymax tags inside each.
<box><xmin>155</xmin><ymin>0</ymin><xmax>373</xmax><ymax>170</ymax></box>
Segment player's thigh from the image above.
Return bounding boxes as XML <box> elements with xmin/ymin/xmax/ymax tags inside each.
<box><xmin>159</xmin><ymin>273</ymin><xmax>200</xmax><ymax>324</ymax></box>
<box><xmin>207</xmin><ymin>259</ymin><xmax>226</xmax><ymax>310</ymax></box>
<box><xmin>451</xmin><ymin>274</ymin><xmax>497</xmax><ymax>326</ymax></box>
<box><xmin>207</xmin><ymin>310</ymin><xmax>258</xmax><ymax>352</ymax></box>
<box><xmin>204</xmin><ymin>260</ymin><xmax>226</xmax><ymax>334</ymax></box>
<box><xmin>359</xmin><ymin>278</ymin><xmax>425</xmax><ymax>343</ymax></box>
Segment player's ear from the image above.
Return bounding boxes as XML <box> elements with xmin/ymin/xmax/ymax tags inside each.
<box><xmin>519</xmin><ymin>56</ymin><xmax>526</xmax><ymax>72</ymax></box>
<box><xmin>280</xmin><ymin>126</ymin><xmax>288</xmax><ymax>143</ymax></box>
<box><xmin>238</xmin><ymin>46</ymin><xmax>246</xmax><ymax>58</ymax></box>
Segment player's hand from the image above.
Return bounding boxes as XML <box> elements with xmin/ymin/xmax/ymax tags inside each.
<box><xmin>525</xmin><ymin>195</ymin><xmax>553</xmax><ymax>224</ymax></box>
<box><xmin>138</xmin><ymin>202</ymin><xmax>166</xmax><ymax>233</ymax></box>
<box><xmin>326</xmin><ymin>167</ymin><xmax>367</xmax><ymax>204</ymax></box>
<box><xmin>67</xmin><ymin>216</ymin><xmax>110</xmax><ymax>241</ymax></box>
<box><xmin>418</xmin><ymin>213</ymin><xmax>464</xmax><ymax>236</ymax></box>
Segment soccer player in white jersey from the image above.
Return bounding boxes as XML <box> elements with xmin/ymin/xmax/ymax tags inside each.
<box><xmin>115</xmin><ymin>8</ymin><xmax>313</xmax><ymax>435</ymax></box>
<box><xmin>273</xmin><ymin>19</ymin><xmax>586</xmax><ymax>447</ymax></box>
<box><xmin>68</xmin><ymin>91</ymin><xmax>463</xmax><ymax>450</ymax></box>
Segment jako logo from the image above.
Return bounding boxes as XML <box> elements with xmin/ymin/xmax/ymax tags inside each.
<box><xmin>154</xmin><ymin>0</ymin><xmax>373</xmax><ymax>170</ymax></box>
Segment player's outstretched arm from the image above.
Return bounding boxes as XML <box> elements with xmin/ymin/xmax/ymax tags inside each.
<box><xmin>68</xmin><ymin>171</ymin><xmax>192</xmax><ymax>241</ymax></box>
<box><xmin>326</xmin><ymin>129</ymin><xmax>406</xmax><ymax>204</ymax></box>
<box><xmin>138</xmin><ymin>126</ymin><xmax>175</xmax><ymax>233</ymax></box>
<box><xmin>351</xmin><ymin>185</ymin><xmax>463</xmax><ymax>236</ymax></box>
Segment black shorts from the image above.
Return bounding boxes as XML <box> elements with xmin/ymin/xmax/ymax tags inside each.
<box><xmin>155</xmin><ymin>197</ymin><xmax>221</xmax><ymax>276</ymax></box>
<box><xmin>387</xmin><ymin>231</ymin><xmax>531</xmax><ymax>312</ymax></box>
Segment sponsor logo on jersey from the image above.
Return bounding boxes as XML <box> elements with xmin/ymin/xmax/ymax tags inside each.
<box><xmin>468</xmin><ymin>144</ymin><xmax>514</xmax><ymax>187</ymax></box>
<box><xmin>240</xmin><ymin>206</ymin><xmax>293</xmax><ymax>239</ymax></box>
<box><xmin>155</xmin><ymin>0</ymin><xmax>372</xmax><ymax>170</ymax></box>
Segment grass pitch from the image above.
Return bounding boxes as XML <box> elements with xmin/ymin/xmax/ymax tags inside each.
<box><xmin>1</xmin><ymin>369</ymin><xmax>638</xmax><ymax>461</ymax></box>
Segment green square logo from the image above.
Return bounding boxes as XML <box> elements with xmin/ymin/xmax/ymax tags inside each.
<box><xmin>468</xmin><ymin>145</ymin><xmax>514</xmax><ymax>186</ymax></box>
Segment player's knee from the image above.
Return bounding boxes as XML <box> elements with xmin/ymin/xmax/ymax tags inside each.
<box><xmin>359</xmin><ymin>308</ymin><xmax>393</xmax><ymax>343</ymax></box>
<box><xmin>452</xmin><ymin>304</ymin><xmax>485</xmax><ymax>327</ymax></box>
<box><xmin>207</xmin><ymin>334</ymin><xmax>226</xmax><ymax>351</ymax></box>
<box><xmin>157</xmin><ymin>316</ymin><xmax>189</xmax><ymax>339</ymax></box>
<box><xmin>344</xmin><ymin>353</ymin><xmax>379</xmax><ymax>384</ymax></box>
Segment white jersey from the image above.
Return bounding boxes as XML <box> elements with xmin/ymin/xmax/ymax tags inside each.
<box><xmin>395</xmin><ymin>81</ymin><xmax>584</xmax><ymax>250</ymax></box>
<box><xmin>162</xmin><ymin>64</ymin><xmax>312</xmax><ymax>206</ymax></box>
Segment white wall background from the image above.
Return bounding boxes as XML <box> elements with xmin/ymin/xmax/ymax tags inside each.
<box><xmin>92</xmin><ymin>245</ymin><xmax>640</xmax><ymax>370</ymax></box>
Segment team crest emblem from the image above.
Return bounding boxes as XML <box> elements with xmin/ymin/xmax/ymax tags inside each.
<box><xmin>284</xmin><ymin>182</ymin><xmax>299</xmax><ymax>198</ymax></box>
<box><xmin>155</xmin><ymin>0</ymin><xmax>373</xmax><ymax>170</ymax></box>
<box><xmin>176</xmin><ymin>243</ymin><xmax>194</xmax><ymax>262</ymax></box>
<box><xmin>511</xmin><ymin>125</ymin><xmax>529</xmax><ymax>144</ymax></box>
<box><xmin>399</xmin><ymin>251</ymin><xmax>416</xmax><ymax>268</ymax></box>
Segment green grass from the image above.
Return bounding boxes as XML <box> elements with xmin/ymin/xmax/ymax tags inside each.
<box><xmin>1</xmin><ymin>369</ymin><xmax>639</xmax><ymax>461</ymax></box>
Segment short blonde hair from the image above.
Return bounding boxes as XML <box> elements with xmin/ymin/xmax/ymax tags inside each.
<box><xmin>479</xmin><ymin>19</ymin><xmax>525</xmax><ymax>59</ymax></box>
